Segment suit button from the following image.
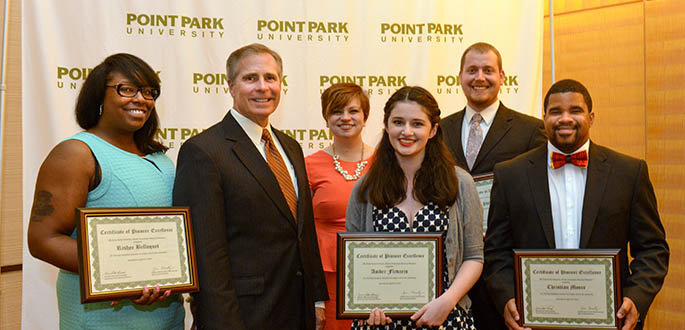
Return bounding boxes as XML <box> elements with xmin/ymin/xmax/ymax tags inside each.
<box><xmin>296</xmin><ymin>271</ymin><xmax>303</xmax><ymax>277</ymax></box>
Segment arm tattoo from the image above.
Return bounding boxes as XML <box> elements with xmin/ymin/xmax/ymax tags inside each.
<box><xmin>30</xmin><ymin>190</ymin><xmax>55</xmax><ymax>222</ymax></box>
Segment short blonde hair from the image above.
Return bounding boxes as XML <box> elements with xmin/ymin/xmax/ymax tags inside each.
<box><xmin>460</xmin><ymin>42</ymin><xmax>502</xmax><ymax>72</ymax></box>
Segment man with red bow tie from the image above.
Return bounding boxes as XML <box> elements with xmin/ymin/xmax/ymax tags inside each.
<box><xmin>484</xmin><ymin>79</ymin><xmax>669</xmax><ymax>330</ymax></box>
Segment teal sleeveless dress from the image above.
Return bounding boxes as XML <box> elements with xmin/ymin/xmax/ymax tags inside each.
<box><xmin>56</xmin><ymin>132</ymin><xmax>185</xmax><ymax>330</ymax></box>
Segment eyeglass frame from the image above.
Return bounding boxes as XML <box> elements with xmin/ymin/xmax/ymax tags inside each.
<box><xmin>105</xmin><ymin>83</ymin><xmax>160</xmax><ymax>100</ymax></box>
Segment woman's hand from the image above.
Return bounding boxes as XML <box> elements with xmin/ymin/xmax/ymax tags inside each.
<box><xmin>411</xmin><ymin>260</ymin><xmax>483</xmax><ymax>326</ymax></box>
<box><xmin>410</xmin><ymin>294</ymin><xmax>453</xmax><ymax>327</ymax></box>
<box><xmin>363</xmin><ymin>308</ymin><xmax>392</xmax><ymax>326</ymax></box>
<box><xmin>110</xmin><ymin>285</ymin><xmax>172</xmax><ymax>306</ymax></box>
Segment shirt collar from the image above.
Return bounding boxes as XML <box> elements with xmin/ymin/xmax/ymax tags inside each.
<box><xmin>230</xmin><ymin>108</ymin><xmax>272</xmax><ymax>146</ymax></box>
<box><xmin>547</xmin><ymin>139</ymin><xmax>591</xmax><ymax>168</ymax></box>
<box><xmin>465</xmin><ymin>100</ymin><xmax>499</xmax><ymax>126</ymax></box>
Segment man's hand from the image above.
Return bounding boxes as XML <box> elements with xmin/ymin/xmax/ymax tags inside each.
<box><xmin>617</xmin><ymin>297</ymin><xmax>639</xmax><ymax>330</ymax></box>
<box><xmin>503</xmin><ymin>299</ymin><xmax>530</xmax><ymax>330</ymax></box>
<box><xmin>315</xmin><ymin>307</ymin><xmax>326</xmax><ymax>330</ymax></box>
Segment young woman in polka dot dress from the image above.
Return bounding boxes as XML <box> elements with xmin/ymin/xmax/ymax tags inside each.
<box><xmin>346</xmin><ymin>86</ymin><xmax>484</xmax><ymax>329</ymax></box>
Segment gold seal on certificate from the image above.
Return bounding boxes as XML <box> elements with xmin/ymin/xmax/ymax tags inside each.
<box><xmin>336</xmin><ymin>233</ymin><xmax>444</xmax><ymax>318</ymax></box>
<box><xmin>514</xmin><ymin>249</ymin><xmax>622</xmax><ymax>330</ymax></box>
<box><xmin>76</xmin><ymin>207</ymin><xmax>199</xmax><ymax>303</ymax></box>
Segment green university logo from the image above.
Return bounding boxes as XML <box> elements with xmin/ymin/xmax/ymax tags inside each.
<box><xmin>434</xmin><ymin>74</ymin><xmax>520</xmax><ymax>95</ymax></box>
<box><xmin>380</xmin><ymin>23</ymin><xmax>464</xmax><ymax>44</ymax></box>
<box><xmin>56</xmin><ymin>66</ymin><xmax>161</xmax><ymax>90</ymax></box>
<box><xmin>126</xmin><ymin>13</ymin><xmax>225</xmax><ymax>39</ymax></box>
<box><xmin>257</xmin><ymin>19</ymin><xmax>350</xmax><ymax>43</ymax></box>
<box><xmin>320</xmin><ymin>75</ymin><xmax>407</xmax><ymax>96</ymax></box>
<box><xmin>192</xmin><ymin>72</ymin><xmax>289</xmax><ymax>95</ymax></box>
<box><xmin>156</xmin><ymin>127</ymin><xmax>205</xmax><ymax>149</ymax></box>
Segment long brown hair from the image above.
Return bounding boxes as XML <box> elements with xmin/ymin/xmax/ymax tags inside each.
<box><xmin>357</xmin><ymin>86</ymin><xmax>459</xmax><ymax>210</ymax></box>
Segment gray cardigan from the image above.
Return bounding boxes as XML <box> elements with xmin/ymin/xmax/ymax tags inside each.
<box><xmin>345</xmin><ymin>166</ymin><xmax>484</xmax><ymax>310</ymax></box>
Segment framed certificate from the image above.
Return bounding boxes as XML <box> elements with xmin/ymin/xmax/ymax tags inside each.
<box><xmin>473</xmin><ymin>173</ymin><xmax>494</xmax><ymax>234</ymax></box>
<box><xmin>514</xmin><ymin>249</ymin><xmax>622</xmax><ymax>330</ymax></box>
<box><xmin>336</xmin><ymin>232</ymin><xmax>443</xmax><ymax>318</ymax></box>
<box><xmin>76</xmin><ymin>207</ymin><xmax>199</xmax><ymax>303</ymax></box>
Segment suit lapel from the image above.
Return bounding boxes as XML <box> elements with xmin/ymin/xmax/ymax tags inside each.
<box><xmin>447</xmin><ymin>110</ymin><xmax>469</xmax><ymax>168</ymax></box>
<box><xmin>473</xmin><ymin>104</ymin><xmax>513</xmax><ymax>170</ymax></box>
<box><xmin>222</xmin><ymin>114</ymin><xmax>297</xmax><ymax>230</ymax></box>
<box><xmin>579</xmin><ymin>143</ymin><xmax>610</xmax><ymax>248</ymax></box>
<box><xmin>527</xmin><ymin>146</ymin><xmax>556</xmax><ymax>248</ymax></box>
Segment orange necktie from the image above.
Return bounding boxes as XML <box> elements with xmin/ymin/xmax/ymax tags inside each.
<box><xmin>262</xmin><ymin>129</ymin><xmax>298</xmax><ymax>219</ymax></box>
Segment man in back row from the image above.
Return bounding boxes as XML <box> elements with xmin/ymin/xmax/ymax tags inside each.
<box><xmin>484</xmin><ymin>79</ymin><xmax>669</xmax><ymax>330</ymax></box>
<box><xmin>441</xmin><ymin>42</ymin><xmax>546</xmax><ymax>330</ymax></box>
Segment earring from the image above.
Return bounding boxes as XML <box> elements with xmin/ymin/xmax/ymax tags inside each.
<box><xmin>99</xmin><ymin>104</ymin><xmax>103</xmax><ymax>116</ymax></box>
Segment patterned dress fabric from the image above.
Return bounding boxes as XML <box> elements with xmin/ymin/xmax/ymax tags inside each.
<box><xmin>305</xmin><ymin>150</ymin><xmax>373</xmax><ymax>330</ymax></box>
<box><xmin>350</xmin><ymin>203</ymin><xmax>476</xmax><ymax>330</ymax></box>
<box><xmin>56</xmin><ymin>132</ymin><xmax>184</xmax><ymax>330</ymax></box>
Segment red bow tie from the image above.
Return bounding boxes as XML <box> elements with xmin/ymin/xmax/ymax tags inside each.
<box><xmin>551</xmin><ymin>150</ymin><xmax>588</xmax><ymax>169</ymax></box>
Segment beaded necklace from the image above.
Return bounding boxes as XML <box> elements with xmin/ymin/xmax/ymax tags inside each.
<box><xmin>332</xmin><ymin>144</ymin><xmax>368</xmax><ymax>181</ymax></box>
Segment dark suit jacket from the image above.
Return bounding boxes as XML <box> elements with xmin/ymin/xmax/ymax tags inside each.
<box><xmin>484</xmin><ymin>142</ymin><xmax>669</xmax><ymax>325</ymax></box>
<box><xmin>441</xmin><ymin>103</ymin><xmax>545</xmax><ymax>330</ymax></box>
<box><xmin>440</xmin><ymin>103</ymin><xmax>546</xmax><ymax>175</ymax></box>
<box><xmin>173</xmin><ymin>112</ymin><xmax>328</xmax><ymax>330</ymax></box>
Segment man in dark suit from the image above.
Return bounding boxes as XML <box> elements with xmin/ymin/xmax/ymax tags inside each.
<box><xmin>484</xmin><ymin>79</ymin><xmax>669</xmax><ymax>330</ymax></box>
<box><xmin>173</xmin><ymin>43</ymin><xmax>328</xmax><ymax>330</ymax></box>
<box><xmin>441</xmin><ymin>42</ymin><xmax>545</xmax><ymax>176</ymax></box>
<box><xmin>440</xmin><ymin>42</ymin><xmax>546</xmax><ymax>330</ymax></box>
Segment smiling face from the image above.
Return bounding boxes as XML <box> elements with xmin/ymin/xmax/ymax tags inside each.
<box><xmin>459</xmin><ymin>49</ymin><xmax>505</xmax><ymax>111</ymax></box>
<box><xmin>385</xmin><ymin>101</ymin><xmax>438</xmax><ymax>162</ymax></box>
<box><xmin>544</xmin><ymin>92</ymin><xmax>594</xmax><ymax>153</ymax></box>
<box><xmin>228</xmin><ymin>52</ymin><xmax>282</xmax><ymax>127</ymax></box>
<box><xmin>326</xmin><ymin>96</ymin><xmax>366</xmax><ymax>139</ymax></box>
<box><xmin>100</xmin><ymin>71</ymin><xmax>154</xmax><ymax>133</ymax></box>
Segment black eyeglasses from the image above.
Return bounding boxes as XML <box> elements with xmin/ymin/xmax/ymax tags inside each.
<box><xmin>106</xmin><ymin>83</ymin><xmax>160</xmax><ymax>100</ymax></box>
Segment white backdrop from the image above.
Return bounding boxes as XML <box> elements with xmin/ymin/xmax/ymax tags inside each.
<box><xmin>22</xmin><ymin>1</ymin><xmax>543</xmax><ymax>328</ymax></box>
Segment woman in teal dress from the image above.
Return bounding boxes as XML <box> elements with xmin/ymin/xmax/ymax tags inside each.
<box><xmin>27</xmin><ymin>53</ymin><xmax>185</xmax><ymax>329</ymax></box>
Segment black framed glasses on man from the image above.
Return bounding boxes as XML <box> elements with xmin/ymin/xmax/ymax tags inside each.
<box><xmin>106</xmin><ymin>83</ymin><xmax>160</xmax><ymax>100</ymax></box>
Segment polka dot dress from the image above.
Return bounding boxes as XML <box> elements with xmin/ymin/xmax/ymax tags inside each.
<box><xmin>351</xmin><ymin>203</ymin><xmax>476</xmax><ymax>330</ymax></box>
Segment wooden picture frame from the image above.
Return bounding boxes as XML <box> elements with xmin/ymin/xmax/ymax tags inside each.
<box><xmin>472</xmin><ymin>172</ymin><xmax>494</xmax><ymax>235</ymax></box>
<box><xmin>76</xmin><ymin>207</ymin><xmax>199</xmax><ymax>303</ymax></box>
<box><xmin>336</xmin><ymin>232</ymin><xmax>444</xmax><ymax>318</ymax></box>
<box><xmin>514</xmin><ymin>249</ymin><xmax>622</xmax><ymax>330</ymax></box>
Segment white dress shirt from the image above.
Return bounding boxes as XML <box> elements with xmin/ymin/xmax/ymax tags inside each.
<box><xmin>461</xmin><ymin>100</ymin><xmax>500</xmax><ymax>157</ymax></box>
<box><xmin>230</xmin><ymin>109</ymin><xmax>299</xmax><ymax>198</ymax></box>
<box><xmin>547</xmin><ymin>140</ymin><xmax>590</xmax><ymax>249</ymax></box>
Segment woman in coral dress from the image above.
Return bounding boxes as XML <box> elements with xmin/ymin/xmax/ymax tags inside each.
<box><xmin>305</xmin><ymin>83</ymin><xmax>374</xmax><ymax>330</ymax></box>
